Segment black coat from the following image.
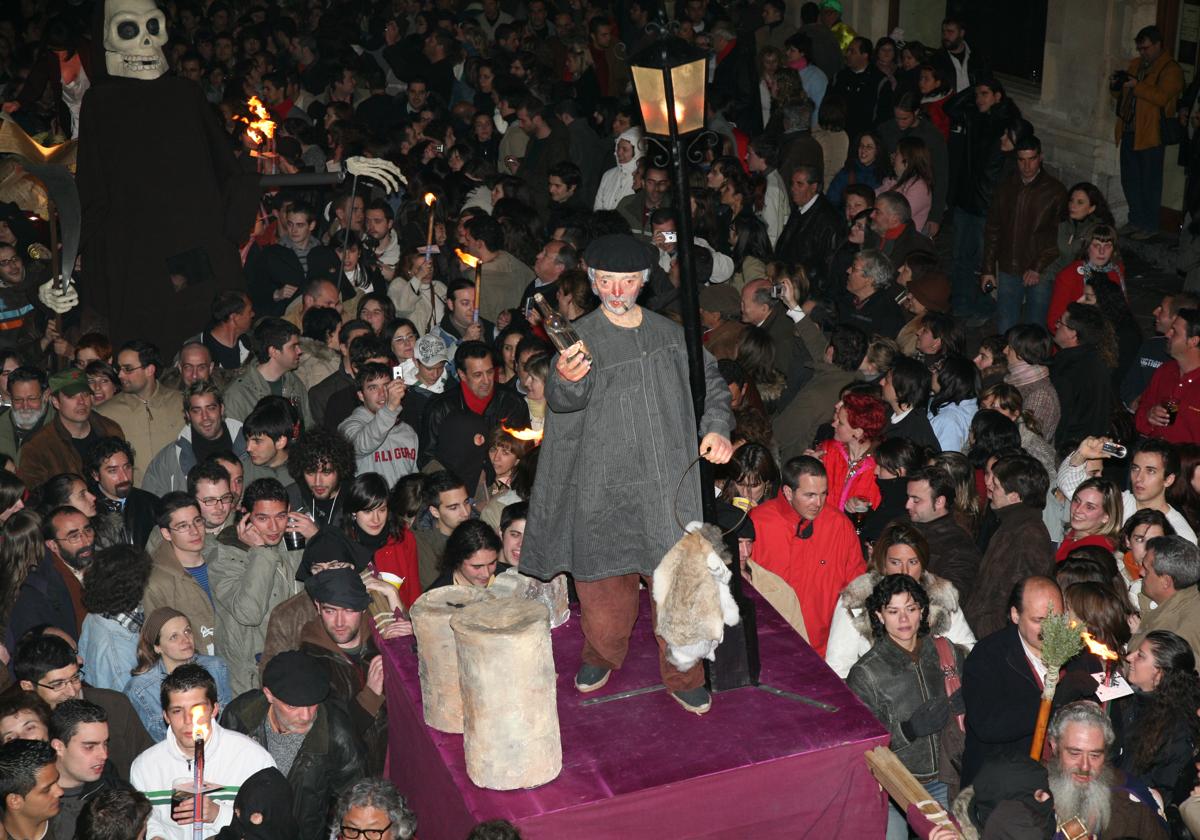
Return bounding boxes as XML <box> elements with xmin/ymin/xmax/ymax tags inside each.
<box><xmin>221</xmin><ymin>691</ymin><xmax>367</xmax><ymax>840</ymax></box>
<box><xmin>95</xmin><ymin>486</ymin><xmax>159</xmax><ymax>549</ymax></box>
<box><xmin>962</xmin><ymin>623</ymin><xmax>1097</xmax><ymax>786</ymax></box>
<box><xmin>834</xmin><ymin>285</ymin><xmax>907</xmax><ymax>340</ymax></box>
<box><xmin>1050</xmin><ymin>343</ymin><xmax>1114</xmax><ymax>448</ymax></box>
<box><xmin>858</xmin><ymin>476</ymin><xmax>908</xmax><ymax>544</ymax></box>
<box><xmin>711</xmin><ymin>39</ymin><xmax>761</xmax><ymax>135</ymax></box>
<box><xmin>247</xmin><ymin>243</ymin><xmax>340</xmax><ymax>318</ymax></box>
<box><xmin>947</xmin><ymin>95</ymin><xmax>1017</xmax><ymax>216</ymax></box>
<box><xmin>833</xmin><ymin>64</ymin><xmax>886</xmax><ymax>140</ymax></box>
<box><xmin>6</xmin><ymin>551</ymin><xmax>77</xmax><ymax>649</ymax></box>
<box><xmin>775</xmin><ymin>194</ymin><xmax>844</xmax><ymax>294</ymax></box>
<box><xmin>885</xmin><ymin>408</ymin><xmax>942</xmax><ymax>455</ymax></box>
<box><xmin>867</xmin><ymin>223</ymin><xmax>937</xmax><ymax>269</ymax></box>
<box><xmin>912</xmin><ymin>513</ymin><xmax>980</xmax><ymax>605</ymax></box>
<box><xmin>419</xmin><ymin>386</ymin><xmax>530</xmax><ymax>489</ymax></box>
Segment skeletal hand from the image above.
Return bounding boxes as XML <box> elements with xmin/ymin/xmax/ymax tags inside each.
<box><xmin>38</xmin><ymin>278</ymin><xmax>78</xmax><ymax>314</ymax></box>
<box><xmin>344</xmin><ymin>156</ymin><xmax>407</xmax><ymax>194</ymax></box>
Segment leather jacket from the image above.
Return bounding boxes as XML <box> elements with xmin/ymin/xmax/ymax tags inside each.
<box><xmin>847</xmin><ymin>634</ymin><xmax>963</xmax><ymax>782</ymax></box>
<box><xmin>981</xmin><ymin>168</ymin><xmax>1066</xmax><ymax>276</ymax></box>
<box><xmin>221</xmin><ymin>690</ymin><xmax>367</xmax><ymax>840</ymax></box>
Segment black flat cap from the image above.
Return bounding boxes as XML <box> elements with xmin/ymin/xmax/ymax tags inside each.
<box><xmin>583</xmin><ymin>234</ymin><xmax>656</xmax><ymax>273</ymax></box>
<box><xmin>262</xmin><ymin>651</ymin><xmax>330</xmax><ymax>706</ymax></box>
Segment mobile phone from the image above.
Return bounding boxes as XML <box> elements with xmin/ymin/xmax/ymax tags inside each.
<box><xmin>770</xmin><ymin>283</ymin><xmax>784</xmax><ymax>299</ymax></box>
<box><xmin>434</xmin><ymin>143</ymin><xmax>445</xmax><ymax>153</ymax></box>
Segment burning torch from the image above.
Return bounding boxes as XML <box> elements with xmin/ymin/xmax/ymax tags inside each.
<box><xmin>455</xmin><ymin>248</ymin><xmax>482</xmax><ymax>323</ymax></box>
<box><xmin>190</xmin><ymin>705</ymin><xmax>208</xmax><ymax>839</ymax></box>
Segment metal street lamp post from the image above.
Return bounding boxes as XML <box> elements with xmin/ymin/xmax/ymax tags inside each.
<box><xmin>631</xmin><ymin>36</ymin><xmax>758</xmax><ymax>692</ymax></box>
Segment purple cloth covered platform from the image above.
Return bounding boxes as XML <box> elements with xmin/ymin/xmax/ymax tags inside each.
<box><xmin>383</xmin><ymin>583</ymin><xmax>889</xmax><ymax>839</ymax></box>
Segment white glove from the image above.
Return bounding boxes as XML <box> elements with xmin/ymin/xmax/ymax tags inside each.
<box><xmin>38</xmin><ymin>278</ymin><xmax>78</xmax><ymax>314</ymax></box>
<box><xmin>343</xmin><ymin>156</ymin><xmax>406</xmax><ymax>194</ymax></box>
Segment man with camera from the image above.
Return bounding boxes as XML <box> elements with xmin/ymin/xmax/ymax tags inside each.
<box><xmin>1112</xmin><ymin>25</ymin><xmax>1183</xmax><ymax>239</ymax></box>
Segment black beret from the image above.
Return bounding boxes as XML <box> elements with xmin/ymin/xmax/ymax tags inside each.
<box><xmin>297</xmin><ymin>528</ymin><xmax>372</xmax><ymax>582</ymax></box>
<box><xmin>583</xmin><ymin>234</ymin><xmax>655</xmax><ymax>273</ymax></box>
<box><xmin>304</xmin><ymin>566</ymin><xmax>371</xmax><ymax>611</ymax></box>
<box><xmin>262</xmin><ymin>651</ymin><xmax>330</xmax><ymax>706</ymax></box>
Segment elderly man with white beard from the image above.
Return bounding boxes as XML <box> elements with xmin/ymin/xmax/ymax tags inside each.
<box><xmin>0</xmin><ymin>366</ymin><xmax>52</xmax><ymax>460</ymax></box>
<box><xmin>1045</xmin><ymin>701</ymin><xmax>1166</xmax><ymax>840</ymax></box>
<box><xmin>521</xmin><ymin>234</ymin><xmax>734</xmax><ymax>716</ymax></box>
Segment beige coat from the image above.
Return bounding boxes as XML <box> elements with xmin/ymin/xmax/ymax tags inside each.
<box><xmin>95</xmin><ymin>383</ymin><xmax>183</xmax><ymax>487</ymax></box>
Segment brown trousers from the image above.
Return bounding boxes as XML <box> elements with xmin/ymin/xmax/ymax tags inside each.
<box><xmin>575</xmin><ymin>572</ymin><xmax>703</xmax><ymax>692</ymax></box>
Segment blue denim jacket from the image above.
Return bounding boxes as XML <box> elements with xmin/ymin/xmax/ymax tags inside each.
<box><xmin>123</xmin><ymin>655</ymin><xmax>233</xmax><ymax>742</ymax></box>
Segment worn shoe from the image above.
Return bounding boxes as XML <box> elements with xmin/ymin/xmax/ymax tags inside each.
<box><xmin>574</xmin><ymin>664</ymin><xmax>611</xmax><ymax>693</ymax></box>
<box><xmin>671</xmin><ymin>686</ymin><xmax>712</xmax><ymax>715</ymax></box>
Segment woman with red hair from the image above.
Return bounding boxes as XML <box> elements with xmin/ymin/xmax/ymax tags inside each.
<box><xmin>814</xmin><ymin>391</ymin><xmax>887</xmax><ymax>512</ymax></box>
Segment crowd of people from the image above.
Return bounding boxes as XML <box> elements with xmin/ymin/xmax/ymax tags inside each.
<box><xmin>0</xmin><ymin>0</ymin><xmax>1193</xmax><ymax>838</ymax></box>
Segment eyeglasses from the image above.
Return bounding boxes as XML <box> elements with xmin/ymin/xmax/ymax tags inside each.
<box><xmin>0</xmin><ymin>257</ymin><xmax>20</xmax><ymax>268</ymax></box>
<box><xmin>37</xmin><ymin>671</ymin><xmax>82</xmax><ymax>692</ymax></box>
<box><xmin>392</xmin><ymin>334</ymin><xmax>417</xmax><ymax>343</ymax></box>
<box><xmin>198</xmin><ymin>494</ymin><xmax>236</xmax><ymax>508</ymax></box>
<box><xmin>340</xmin><ymin>824</ymin><xmax>393</xmax><ymax>840</ymax></box>
<box><xmin>169</xmin><ymin>516</ymin><xmax>206</xmax><ymax>534</ymax></box>
<box><xmin>56</xmin><ymin>524</ymin><xmax>95</xmax><ymax>545</ymax></box>
<box><xmin>86</xmin><ymin>377</ymin><xmax>112</xmax><ymax>388</ymax></box>
<box><xmin>117</xmin><ymin>364</ymin><xmax>145</xmax><ymax>374</ymax></box>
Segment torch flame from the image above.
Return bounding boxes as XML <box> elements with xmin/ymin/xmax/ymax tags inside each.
<box><xmin>190</xmin><ymin>705</ymin><xmax>209</xmax><ymax>741</ymax></box>
<box><xmin>502</xmin><ymin>425</ymin><xmax>543</xmax><ymax>443</ymax></box>
<box><xmin>1080</xmin><ymin>631</ymin><xmax>1118</xmax><ymax>662</ymax></box>
<box><xmin>455</xmin><ymin>248</ymin><xmax>481</xmax><ymax>268</ymax></box>
<box><xmin>233</xmin><ymin>95</ymin><xmax>276</xmax><ymax>145</ymax></box>
<box><xmin>424</xmin><ymin>192</ymin><xmax>436</xmax><ymax>207</ymax></box>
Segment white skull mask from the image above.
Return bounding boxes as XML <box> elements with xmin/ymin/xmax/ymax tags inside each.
<box><xmin>103</xmin><ymin>0</ymin><xmax>168</xmax><ymax>80</ymax></box>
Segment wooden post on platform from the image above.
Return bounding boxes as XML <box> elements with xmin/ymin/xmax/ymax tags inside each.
<box><xmin>409</xmin><ymin>586</ymin><xmax>494</xmax><ymax>733</ymax></box>
<box><xmin>451</xmin><ymin>598</ymin><xmax>561</xmax><ymax>790</ymax></box>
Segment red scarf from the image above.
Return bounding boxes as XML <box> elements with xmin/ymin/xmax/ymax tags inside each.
<box><xmin>716</xmin><ymin>38</ymin><xmax>737</xmax><ymax>64</ymax></box>
<box><xmin>882</xmin><ymin>223</ymin><xmax>906</xmax><ymax>241</ymax></box>
<box><xmin>461</xmin><ymin>380</ymin><xmax>494</xmax><ymax>415</ymax></box>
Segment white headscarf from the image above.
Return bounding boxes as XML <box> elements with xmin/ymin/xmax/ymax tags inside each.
<box><xmin>593</xmin><ymin>127</ymin><xmax>645</xmax><ymax>211</ymax></box>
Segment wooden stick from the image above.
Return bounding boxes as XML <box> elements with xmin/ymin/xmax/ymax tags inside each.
<box><xmin>864</xmin><ymin>746</ymin><xmax>961</xmax><ymax>839</ymax></box>
<box><xmin>1030</xmin><ymin>694</ymin><xmax>1053</xmax><ymax>759</ymax></box>
<box><xmin>48</xmin><ymin>198</ymin><xmax>63</xmax><ymax>342</ymax></box>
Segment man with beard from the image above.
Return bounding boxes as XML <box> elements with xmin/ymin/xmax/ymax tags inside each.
<box><xmin>1045</xmin><ymin>701</ymin><xmax>1167</xmax><ymax>839</ymax></box>
<box><xmin>18</xmin><ymin>369</ymin><xmax>124</xmax><ymax>491</ymax></box>
<box><xmin>299</xmin><ymin>567</ymin><xmax>388</xmax><ymax>773</ymax></box>
<box><xmin>521</xmin><ymin>234</ymin><xmax>733</xmax><ymax>715</ymax></box>
<box><xmin>0</xmin><ymin>366</ymin><xmax>52</xmax><ymax>462</ymax></box>
<box><xmin>287</xmin><ymin>426</ymin><xmax>356</xmax><ymax>533</ymax></box>
<box><xmin>143</xmin><ymin>382</ymin><xmax>247</xmax><ymax>498</ymax></box>
<box><xmin>5</xmin><ymin>506</ymin><xmax>95</xmax><ymax>645</ymax></box>
<box><xmin>86</xmin><ymin>438</ymin><xmax>159</xmax><ymax>548</ymax></box>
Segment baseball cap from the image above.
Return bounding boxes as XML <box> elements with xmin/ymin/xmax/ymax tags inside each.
<box><xmin>49</xmin><ymin>368</ymin><xmax>90</xmax><ymax>397</ymax></box>
<box><xmin>414</xmin><ymin>334</ymin><xmax>450</xmax><ymax>367</ymax></box>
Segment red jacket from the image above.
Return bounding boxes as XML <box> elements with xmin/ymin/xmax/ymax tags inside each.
<box><xmin>749</xmin><ymin>494</ymin><xmax>865</xmax><ymax>655</ymax></box>
<box><xmin>818</xmin><ymin>440</ymin><xmax>881</xmax><ymax>512</ymax></box>
<box><xmin>1055</xmin><ymin>531</ymin><xmax>1117</xmax><ymax>563</ymax></box>
<box><xmin>372</xmin><ymin>532</ymin><xmax>423</xmax><ymax>609</ymax></box>
<box><xmin>1046</xmin><ymin>260</ymin><xmax>1124</xmax><ymax>334</ymax></box>
<box><xmin>1133</xmin><ymin>359</ymin><xmax>1200</xmax><ymax>444</ymax></box>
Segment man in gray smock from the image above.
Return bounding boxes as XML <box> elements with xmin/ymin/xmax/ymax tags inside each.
<box><xmin>521</xmin><ymin>234</ymin><xmax>734</xmax><ymax>714</ymax></box>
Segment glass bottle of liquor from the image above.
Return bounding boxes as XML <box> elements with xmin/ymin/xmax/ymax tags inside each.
<box><xmin>533</xmin><ymin>292</ymin><xmax>591</xmax><ymax>363</ymax></box>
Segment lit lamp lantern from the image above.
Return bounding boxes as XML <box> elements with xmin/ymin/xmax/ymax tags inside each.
<box><xmin>630</xmin><ymin>42</ymin><xmax>707</xmax><ymax>138</ymax></box>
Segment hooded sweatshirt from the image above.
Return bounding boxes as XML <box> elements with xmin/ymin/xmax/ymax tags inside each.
<box><xmin>593</xmin><ymin>127</ymin><xmax>644</xmax><ymax>211</ymax></box>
